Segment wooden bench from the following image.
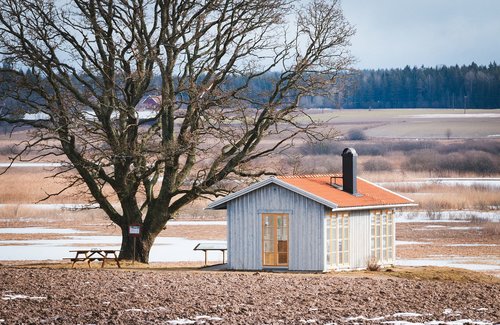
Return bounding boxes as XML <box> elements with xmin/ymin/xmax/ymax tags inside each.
<box><xmin>67</xmin><ymin>250</ymin><xmax>122</xmax><ymax>268</ymax></box>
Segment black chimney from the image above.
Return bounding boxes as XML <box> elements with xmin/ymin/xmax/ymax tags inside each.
<box><xmin>341</xmin><ymin>148</ymin><xmax>358</xmax><ymax>195</ymax></box>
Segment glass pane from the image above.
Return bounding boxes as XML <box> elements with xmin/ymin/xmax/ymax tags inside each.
<box><xmin>264</xmin><ymin>226</ymin><xmax>273</xmax><ymax>241</ymax></box>
<box><xmin>264</xmin><ymin>253</ymin><xmax>274</xmax><ymax>265</ymax></box>
<box><xmin>277</xmin><ymin>240</ymin><xmax>287</xmax><ymax>253</ymax></box>
<box><xmin>278</xmin><ymin>253</ymin><xmax>288</xmax><ymax>264</ymax></box>
<box><xmin>264</xmin><ymin>240</ymin><xmax>274</xmax><ymax>253</ymax></box>
<box><xmin>264</xmin><ymin>216</ymin><xmax>272</xmax><ymax>226</ymax></box>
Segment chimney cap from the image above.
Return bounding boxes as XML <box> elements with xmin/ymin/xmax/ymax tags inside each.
<box><xmin>341</xmin><ymin>147</ymin><xmax>358</xmax><ymax>157</ymax></box>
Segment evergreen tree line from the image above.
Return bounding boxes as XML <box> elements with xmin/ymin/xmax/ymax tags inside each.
<box><xmin>2</xmin><ymin>61</ymin><xmax>500</xmax><ymax>113</ymax></box>
<box><xmin>342</xmin><ymin>62</ymin><xmax>500</xmax><ymax>109</ymax></box>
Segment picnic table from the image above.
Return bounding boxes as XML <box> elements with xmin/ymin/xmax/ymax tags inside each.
<box><xmin>68</xmin><ymin>249</ymin><xmax>122</xmax><ymax>268</ymax></box>
<box><xmin>193</xmin><ymin>242</ymin><xmax>227</xmax><ymax>266</ymax></box>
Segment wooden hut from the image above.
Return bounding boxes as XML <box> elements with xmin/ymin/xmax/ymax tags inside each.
<box><xmin>207</xmin><ymin>148</ymin><xmax>416</xmax><ymax>271</ymax></box>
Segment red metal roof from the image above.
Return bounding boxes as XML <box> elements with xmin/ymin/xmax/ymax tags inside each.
<box><xmin>277</xmin><ymin>174</ymin><xmax>414</xmax><ymax>208</ymax></box>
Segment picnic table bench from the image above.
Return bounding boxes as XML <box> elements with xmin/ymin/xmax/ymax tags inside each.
<box><xmin>193</xmin><ymin>243</ymin><xmax>227</xmax><ymax>266</ymax></box>
<box><xmin>68</xmin><ymin>249</ymin><xmax>122</xmax><ymax>268</ymax></box>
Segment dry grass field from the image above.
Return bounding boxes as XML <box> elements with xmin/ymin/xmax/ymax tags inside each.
<box><xmin>301</xmin><ymin>108</ymin><xmax>500</xmax><ymax>138</ymax></box>
<box><xmin>1</xmin><ymin>109</ymin><xmax>499</xmax><ymax>210</ymax></box>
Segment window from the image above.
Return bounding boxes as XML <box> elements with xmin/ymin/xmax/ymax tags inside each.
<box><xmin>326</xmin><ymin>212</ymin><xmax>349</xmax><ymax>268</ymax></box>
<box><xmin>371</xmin><ymin>210</ymin><xmax>394</xmax><ymax>263</ymax></box>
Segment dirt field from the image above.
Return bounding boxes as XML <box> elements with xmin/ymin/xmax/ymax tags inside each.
<box><xmin>1</xmin><ymin>109</ymin><xmax>499</xmax><ymax>323</ymax></box>
<box><xmin>301</xmin><ymin>108</ymin><xmax>500</xmax><ymax>138</ymax></box>
<box><xmin>0</xmin><ymin>266</ymin><xmax>499</xmax><ymax>324</ymax></box>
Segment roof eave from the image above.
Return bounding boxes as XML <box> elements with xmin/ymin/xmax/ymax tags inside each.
<box><xmin>206</xmin><ymin>177</ymin><xmax>339</xmax><ymax>210</ymax></box>
<box><xmin>332</xmin><ymin>203</ymin><xmax>418</xmax><ymax>212</ymax></box>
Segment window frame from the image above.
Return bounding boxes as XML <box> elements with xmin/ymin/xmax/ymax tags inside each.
<box><xmin>370</xmin><ymin>209</ymin><xmax>395</xmax><ymax>264</ymax></box>
<box><xmin>326</xmin><ymin>211</ymin><xmax>350</xmax><ymax>269</ymax></box>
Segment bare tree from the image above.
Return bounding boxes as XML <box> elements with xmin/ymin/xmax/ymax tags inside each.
<box><xmin>0</xmin><ymin>0</ymin><xmax>354</xmax><ymax>262</ymax></box>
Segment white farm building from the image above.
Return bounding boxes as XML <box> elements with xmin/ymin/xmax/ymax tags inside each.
<box><xmin>207</xmin><ymin>148</ymin><xmax>416</xmax><ymax>272</ymax></box>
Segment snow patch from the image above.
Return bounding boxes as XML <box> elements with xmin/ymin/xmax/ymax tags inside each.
<box><xmin>445</xmin><ymin>244</ymin><xmax>498</xmax><ymax>247</ymax></box>
<box><xmin>397</xmin><ymin>258</ymin><xmax>500</xmax><ymax>272</ymax></box>
<box><xmin>345</xmin><ymin>315</ymin><xmax>386</xmax><ymax>321</ymax></box>
<box><xmin>396</xmin><ymin>241</ymin><xmax>432</xmax><ymax>246</ymax></box>
<box><xmin>166</xmin><ymin>319</ymin><xmax>195</xmax><ymax>325</ymax></box>
<box><xmin>442</xmin><ymin>308</ymin><xmax>461</xmax><ymax>316</ymax></box>
<box><xmin>194</xmin><ymin>315</ymin><xmax>223</xmax><ymax>321</ymax></box>
<box><xmin>0</xmin><ymin>162</ymin><xmax>63</xmax><ymax>168</ymax></box>
<box><xmin>167</xmin><ymin>221</ymin><xmax>226</xmax><ymax>226</ymax></box>
<box><xmin>0</xmin><ymin>227</ymin><xmax>88</xmax><ymax>234</ymax></box>
<box><xmin>2</xmin><ymin>294</ymin><xmax>47</xmax><ymax>300</ymax></box>
<box><xmin>166</xmin><ymin>316</ymin><xmax>222</xmax><ymax>324</ymax></box>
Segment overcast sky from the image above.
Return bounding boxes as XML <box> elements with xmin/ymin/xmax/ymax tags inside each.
<box><xmin>341</xmin><ymin>0</ymin><xmax>500</xmax><ymax>69</ymax></box>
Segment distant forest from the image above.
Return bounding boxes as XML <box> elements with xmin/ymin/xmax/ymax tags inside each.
<box><xmin>340</xmin><ymin>62</ymin><xmax>500</xmax><ymax>109</ymax></box>
<box><xmin>2</xmin><ymin>62</ymin><xmax>500</xmax><ymax>112</ymax></box>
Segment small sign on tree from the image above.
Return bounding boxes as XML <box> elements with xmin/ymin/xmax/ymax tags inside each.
<box><xmin>129</xmin><ymin>224</ymin><xmax>141</xmax><ymax>237</ymax></box>
<box><xmin>128</xmin><ymin>224</ymin><xmax>142</xmax><ymax>264</ymax></box>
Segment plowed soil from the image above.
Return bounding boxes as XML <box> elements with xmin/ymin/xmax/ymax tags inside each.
<box><xmin>0</xmin><ymin>267</ymin><xmax>499</xmax><ymax>324</ymax></box>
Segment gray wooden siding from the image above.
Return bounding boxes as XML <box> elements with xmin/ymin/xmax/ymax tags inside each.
<box><xmin>348</xmin><ymin>210</ymin><xmax>371</xmax><ymax>269</ymax></box>
<box><xmin>227</xmin><ymin>183</ymin><xmax>325</xmax><ymax>271</ymax></box>
<box><xmin>322</xmin><ymin>209</ymin><xmax>371</xmax><ymax>271</ymax></box>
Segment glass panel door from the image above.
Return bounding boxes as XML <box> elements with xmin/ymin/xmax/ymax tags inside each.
<box><xmin>263</xmin><ymin>215</ymin><xmax>275</xmax><ymax>266</ymax></box>
<box><xmin>262</xmin><ymin>214</ymin><xmax>289</xmax><ymax>267</ymax></box>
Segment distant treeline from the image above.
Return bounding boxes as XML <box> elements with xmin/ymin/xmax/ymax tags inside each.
<box><xmin>2</xmin><ymin>61</ymin><xmax>500</xmax><ymax>113</ymax></box>
<box><xmin>342</xmin><ymin>62</ymin><xmax>500</xmax><ymax>109</ymax></box>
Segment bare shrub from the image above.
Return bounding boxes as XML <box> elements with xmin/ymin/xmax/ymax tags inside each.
<box><xmin>420</xmin><ymin>199</ymin><xmax>453</xmax><ymax>220</ymax></box>
<box><xmin>391</xmin><ymin>140</ymin><xmax>437</xmax><ymax>152</ymax></box>
<box><xmin>467</xmin><ymin>214</ymin><xmax>489</xmax><ymax>224</ymax></box>
<box><xmin>438</xmin><ymin>139</ymin><xmax>500</xmax><ymax>155</ymax></box>
<box><xmin>402</xmin><ymin>151</ymin><xmax>500</xmax><ymax>175</ymax></box>
<box><xmin>483</xmin><ymin>222</ymin><xmax>500</xmax><ymax>236</ymax></box>
<box><xmin>345</xmin><ymin>129</ymin><xmax>367</xmax><ymax>141</ymax></box>
<box><xmin>362</xmin><ymin>158</ymin><xmax>393</xmax><ymax>172</ymax></box>
<box><xmin>298</xmin><ymin>141</ymin><xmax>345</xmax><ymax>156</ymax></box>
<box><xmin>437</xmin><ymin>151</ymin><xmax>498</xmax><ymax>174</ymax></box>
<box><xmin>402</xmin><ymin>149</ymin><xmax>438</xmax><ymax>173</ymax></box>
<box><xmin>367</xmin><ymin>257</ymin><xmax>381</xmax><ymax>271</ymax></box>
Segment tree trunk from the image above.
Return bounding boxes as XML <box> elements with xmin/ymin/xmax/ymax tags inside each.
<box><xmin>118</xmin><ymin>227</ymin><xmax>155</xmax><ymax>263</ymax></box>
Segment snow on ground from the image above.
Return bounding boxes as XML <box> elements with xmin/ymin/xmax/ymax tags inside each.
<box><xmin>397</xmin><ymin>211</ymin><xmax>499</xmax><ymax>222</ymax></box>
<box><xmin>2</xmin><ymin>293</ymin><xmax>47</xmax><ymax>300</ymax></box>
<box><xmin>168</xmin><ymin>220</ymin><xmax>226</xmax><ymax>226</ymax></box>
<box><xmin>166</xmin><ymin>316</ymin><xmax>223</xmax><ymax>324</ymax></box>
<box><xmin>445</xmin><ymin>244</ymin><xmax>498</xmax><ymax>247</ymax></box>
<box><xmin>341</xmin><ymin>310</ymin><xmax>494</xmax><ymax>325</ymax></box>
<box><xmin>0</xmin><ymin>203</ymin><xmax>99</xmax><ymax>210</ymax></box>
<box><xmin>396</xmin><ymin>241</ymin><xmax>432</xmax><ymax>246</ymax></box>
<box><xmin>409</xmin><ymin>113</ymin><xmax>500</xmax><ymax>119</ymax></box>
<box><xmin>378</xmin><ymin>178</ymin><xmax>500</xmax><ymax>189</ymax></box>
<box><xmin>397</xmin><ymin>258</ymin><xmax>500</xmax><ymax>272</ymax></box>
<box><xmin>0</xmin><ymin>162</ymin><xmax>64</xmax><ymax>168</ymax></box>
<box><xmin>0</xmin><ymin>236</ymin><xmax>226</xmax><ymax>262</ymax></box>
<box><xmin>0</xmin><ymin>227</ymin><xmax>89</xmax><ymax>234</ymax></box>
